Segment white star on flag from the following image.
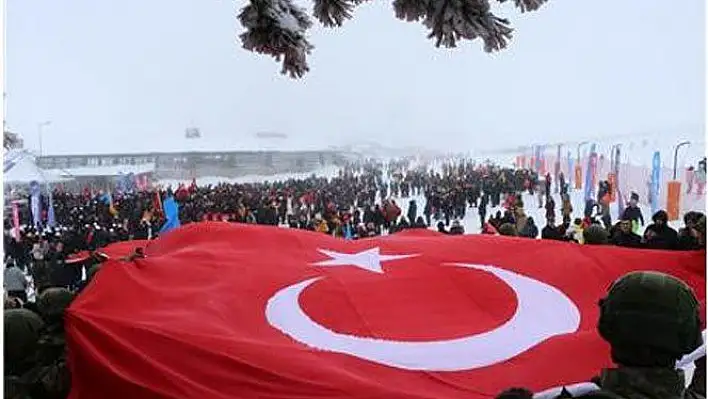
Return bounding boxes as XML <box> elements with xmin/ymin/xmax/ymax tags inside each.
<box><xmin>313</xmin><ymin>248</ymin><xmax>418</xmax><ymax>274</ymax></box>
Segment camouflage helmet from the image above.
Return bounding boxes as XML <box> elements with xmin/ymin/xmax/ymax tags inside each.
<box><xmin>598</xmin><ymin>271</ymin><xmax>702</xmax><ymax>367</ymax></box>
<box><xmin>36</xmin><ymin>287</ymin><xmax>74</xmax><ymax>325</ymax></box>
<box><xmin>4</xmin><ymin>308</ymin><xmax>45</xmax><ymax>375</ymax></box>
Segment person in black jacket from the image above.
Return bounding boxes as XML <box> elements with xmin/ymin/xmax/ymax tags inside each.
<box><xmin>621</xmin><ymin>192</ymin><xmax>644</xmax><ymax>232</ymax></box>
<box><xmin>519</xmin><ymin>217</ymin><xmax>539</xmax><ymax>239</ymax></box>
<box><xmin>610</xmin><ymin>218</ymin><xmax>642</xmax><ymax>248</ymax></box>
<box><xmin>541</xmin><ymin>217</ymin><xmax>563</xmax><ymax>240</ymax></box>
<box><xmin>448</xmin><ymin>220</ymin><xmax>465</xmax><ymax>235</ymax></box>
<box><xmin>677</xmin><ymin>211</ymin><xmax>705</xmax><ymax>250</ymax></box>
<box><xmin>643</xmin><ymin>210</ymin><xmax>679</xmax><ymax>250</ymax></box>
<box><xmin>407</xmin><ymin>200</ymin><xmax>417</xmax><ymax>225</ymax></box>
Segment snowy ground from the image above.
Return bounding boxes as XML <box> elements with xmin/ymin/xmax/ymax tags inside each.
<box><xmin>385</xmin><ymin>160</ymin><xmax>693</xmax><ymax>236</ymax></box>
<box><xmin>390</xmin><ymin>188</ymin><xmax>682</xmax><ymax>237</ymax></box>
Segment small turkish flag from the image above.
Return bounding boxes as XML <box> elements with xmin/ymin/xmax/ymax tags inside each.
<box><xmin>66</xmin><ymin>223</ymin><xmax>706</xmax><ymax>399</ymax></box>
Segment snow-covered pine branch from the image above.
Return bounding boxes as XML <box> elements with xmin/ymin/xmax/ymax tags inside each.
<box><xmin>4</xmin><ymin>131</ymin><xmax>20</xmax><ymax>150</ymax></box>
<box><xmin>237</xmin><ymin>0</ymin><xmax>548</xmax><ymax>78</ymax></box>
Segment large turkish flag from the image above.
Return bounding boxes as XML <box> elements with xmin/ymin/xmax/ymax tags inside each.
<box><xmin>66</xmin><ymin>223</ymin><xmax>706</xmax><ymax>399</ymax></box>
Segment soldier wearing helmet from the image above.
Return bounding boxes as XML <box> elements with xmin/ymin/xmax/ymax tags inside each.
<box><xmin>497</xmin><ymin>271</ymin><xmax>705</xmax><ymax>399</ymax></box>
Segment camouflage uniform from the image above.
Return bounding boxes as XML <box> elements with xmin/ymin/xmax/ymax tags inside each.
<box><xmin>572</xmin><ymin>271</ymin><xmax>705</xmax><ymax>399</ymax></box>
<box><xmin>4</xmin><ymin>309</ymin><xmax>45</xmax><ymax>399</ymax></box>
<box><xmin>496</xmin><ymin>271</ymin><xmax>706</xmax><ymax>399</ymax></box>
<box><xmin>7</xmin><ymin>288</ymin><xmax>74</xmax><ymax>399</ymax></box>
<box><xmin>572</xmin><ymin>362</ymin><xmax>706</xmax><ymax>398</ymax></box>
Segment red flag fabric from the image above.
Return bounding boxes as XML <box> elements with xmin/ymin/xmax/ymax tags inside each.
<box><xmin>66</xmin><ymin>251</ymin><xmax>92</xmax><ymax>264</ymax></box>
<box><xmin>96</xmin><ymin>240</ymin><xmax>150</xmax><ymax>260</ymax></box>
<box><xmin>66</xmin><ymin>223</ymin><xmax>706</xmax><ymax>399</ymax></box>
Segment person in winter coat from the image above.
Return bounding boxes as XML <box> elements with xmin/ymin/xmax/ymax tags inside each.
<box><xmin>436</xmin><ymin>221</ymin><xmax>449</xmax><ymax>235</ymax></box>
<box><xmin>536</xmin><ymin>183</ymin><xmax>545</xmax><ymax>209</ymax></box>
<box><xmin>559</xmin><ymin>172</ymin><xmax>567</xmax><ymax>195</ymax></box>
<box><xmin>4</xmin><ymin>260</ymin><xmax>27</xmax><ymax>302</ymax></box>
<box><xmin>498</xmin><ymin>223</ymin><xmax>518</xmax><ymax>237</ymax></box>
<box><xmin>478</xmin><ymin>194</ymin><xmax>488</xmax><ymax>229</ymax></box>
<box><xmin>610</xmin><ymin>218</ymin><xmax>642</xmax><ymax>248</ymax></box>
<box><xmin>621</xmin><ymin>192</ymin><xmax>644</xmax><ymax>233</ymax></box>
<box><xmin>313</xmin><ymin>215</ymin><xmax>329</xmax><ymax>234</ymax></box>
<box><xmin>518</xmin><ymin>217</ymin><xmax>538</xmax><ymax>239</ymax></box>
<box><xmin>413</xmin><ymin>216</ymin><xmax>427</xmax><ymax>229</ymax></box>
<box><xmin>677</xmin><ymin>211</ymin><xmax>705</xmax><ymax>250</ymax></box>
<box><xmin>448</xmin><ymin>220</ymin><xmax>465</xmax><ymax>235</ymax></box>
<box><xmin>423</xmin><ymin>201</ymin><xmax>433</xmax><ymax>227</ymax></box>
<box><xmin>407</xmin><ymin>200</ymin><xmax>417</xmax><ymax>225</ymax></box>
<box><xmin>583</xmin><ymin>224</ymin><xmax>609</xmax><ymax>245</ymax></box>
<box><xmin>544</xmin><ymin>195</ymin><xmax>555</xmax><ymax>221</ymax></box>
<box><xmin>541</xmin><ymin>217</ymin><xmax>563</xmax><ymax>240</ymax></box>
<box><xmin>560</xmin><ymin>193</ymin><xmax>573</xmax><ymax>222</ymax></box>
<box><xmin>566</xmin><ymin>218</ymin><xmax>584</xmax><ymax>244</ymax></box>
<box><xmin>481</xmin><ymin>222</ymin><xmax>498</xmax><ymax>235</ymax></box>
<box><xmin>544</xmin><ymin>173</ymin><xmax>552</xmax><ymax>196</ymax></box>
<box><xmin>643</xmin><ymin>210</ymin><xmax>679</xmax><ymax>250</ymax></box>
<box><xmin>514</xmin><ymin>208</ymin><xmax>528</xmax><ymax>235</ymax></box>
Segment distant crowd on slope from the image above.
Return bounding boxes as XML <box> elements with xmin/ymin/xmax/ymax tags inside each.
<box><xmin>5</xmin><ymin>158</ymin><xmax>706</xmax><ymax>294</ymax></box>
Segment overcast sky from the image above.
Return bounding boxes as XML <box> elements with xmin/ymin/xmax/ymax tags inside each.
<box><xmin>5</xmin><ymin>0</ymin><xmax>705</xmax><ymax>155</ymax></box>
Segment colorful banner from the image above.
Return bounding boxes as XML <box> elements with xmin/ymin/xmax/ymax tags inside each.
<box><xmin>614</xmin><ymin>146</ymin><xmax>624</xmax><ymax>216</ymax></box>
<box><xmin>535</xmin><ymin>145</ymin><xmax>542</xmax><ymax>173</ymax></box>
<box><xmin>567</xmin><ymin>151</ymin><xmax>573</xmax><ymax>188</ymax></box>
<box><xmin>47</xmin><ymin>185</ymin><xmax>56</xmax><ymax>228</ymax></box>
<box><xmin>554</xmin><ymin>145</ymin><xmax>561</xmax><ymax>193</ymax></box>
<box><xmin>29</xmin><ymin>180</ymin><xmax>42</xmax><ymax>229</ymax></box>
<box><xmin>159</xmin><ymin>196</ymin><xmax>181</xmax><ymax>234</ymax></box>
<box><xmin>584</xmin><ymin>144</ymin><xmax>597</xmax><ymax>201</ymax></box>
<box><xmin>650</xmin><ymin>151</ymin><xmax>661</xmax><ymax>215</ymax></box>
<box><xmin>12</xmin><ymin>201</ymin><xmax>20</xmax><ymax>242</ymax></box>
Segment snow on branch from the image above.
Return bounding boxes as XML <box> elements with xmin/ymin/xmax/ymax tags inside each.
<box><xmin>238</xmin><ymin>0</ymin><xmax>314</xmax><ymax>78</ymax></box>
<box><xmin>237</xmin><ymin>0</ymin><xmax>548</xmax><ymax>78</ymax></box>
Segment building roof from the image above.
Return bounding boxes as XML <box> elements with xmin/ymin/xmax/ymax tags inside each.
<box><xmin>3</xmin><ymin>150</ymin><xmax>71</xmax><ymax>184</ymax></box>
<box><xmin>46</xmin><ymin>163</ymin><xmax>156</xmax><ymax>178</ymax></box>
<box><xmin>41</xmin><ymin>135</ymin><xmax>338</xmax><ymax>157</ymax></box>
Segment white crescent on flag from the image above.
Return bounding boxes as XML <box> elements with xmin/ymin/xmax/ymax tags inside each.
<box><xmin>266</xmin><ymin>254</ymin><xmax>581</xmax><ymax>371</ymax></box>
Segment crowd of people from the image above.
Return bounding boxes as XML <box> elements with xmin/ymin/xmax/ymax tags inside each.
<box><xmin>3</xmin><ymin>157</ymin><xmax>706</xmax><ymax>398</ymax></box>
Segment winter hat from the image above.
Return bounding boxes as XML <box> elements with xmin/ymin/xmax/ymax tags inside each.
<box><xmin>652</xmin><ymin>210</ymin><xmax>668</xmax><ymax>224</ymax></box>
<box><xmin>37</xmin><ymin>287</ymin><xmax>75</xmax><ymax>326</ymax></box>
<box><xmin>5</xmin><ymin>308</ymin><xmax>45</xmax><ymax>375</ymax></box>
